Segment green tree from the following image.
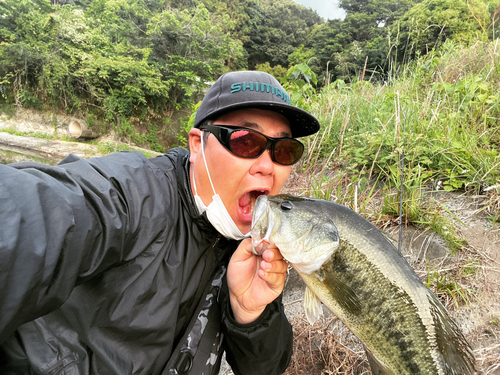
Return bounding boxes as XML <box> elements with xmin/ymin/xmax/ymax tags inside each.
<box><xmin>0</xmin><ymin>0</ymin><xmax>245</xmax><ymax>150</ymax></box>
<box><xmin>255</xmin><ymin>62</ymin><xmax>288</xmax><ymax>82</ymax></box>
<box><xmin>394</xmin><ymin>0</ymin><xmax>491</xmax><ymax>61</ymax></box>
<box><xmin>340</xmin><ymin>0</ymin><xmax>419</xmax><ymax>26</ymax></box>
<box><xmin>309</xmin><ymin>0</ymin><xmax>420</xmax><ymax>82</ymax></box>
<box><xmin>238</xmin><ymin>0</ymin><xmax>321</xmax><ymax>69</ymax></box>
<box><xmin>0</xmin><ymin>0</ymin><xmax>79</xmax><ymax>108</ymax></box>
<box><xmin>146</xmin><ymin>3</ymin><xmax>244</xmax><ymax>106</ymax></box>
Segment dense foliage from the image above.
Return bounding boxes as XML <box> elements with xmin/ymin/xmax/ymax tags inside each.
<box><xmin>0</xmin><ymin>0</ymin><xmax>498</xmax><ymax>150</ymax></box>
<box><xmin>298</xmin><ymin>39</ymin><xmax>499</xmax><ymax>231</ymax></box>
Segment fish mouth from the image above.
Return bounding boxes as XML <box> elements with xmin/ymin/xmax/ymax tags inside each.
<box><xmin>251</xmin><ymin>195</ymin><xmax>273</xmax><ymax>254</ymax></box>
<box><xmin>251</xmin><ymin>194</ymin><xmax>269</xmax><ymax>230</ymax></box>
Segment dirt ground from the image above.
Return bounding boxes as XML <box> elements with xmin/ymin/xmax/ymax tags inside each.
<box><xmin>1</xmin><ymin>112</ymin><xmax>499</xmax><ymax>374</ymax></box>
<box><xmin>440</xmin><ymin>193</ymin><xmax>500</xmax><ymax>374</ymax></box>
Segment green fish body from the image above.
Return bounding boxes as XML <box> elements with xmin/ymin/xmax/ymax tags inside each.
<box><xmin>251</xmin><ymin>194</ymin><xmax>475</xmax><ymax>375</ymax></box>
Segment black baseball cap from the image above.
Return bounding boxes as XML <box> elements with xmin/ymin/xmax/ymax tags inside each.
<box><xmin>194</xmin><ymin>71</ymin><xmax>320</xmax><ymax>138</ymax></box>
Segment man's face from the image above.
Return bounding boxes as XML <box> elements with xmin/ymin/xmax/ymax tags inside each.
<box><xmin>189</xmin><ymin>108</ymin><xmax>293</xmax><ymax>234</ymax></box>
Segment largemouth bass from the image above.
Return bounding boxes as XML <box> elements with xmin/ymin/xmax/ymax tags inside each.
<box><xmin>251</xmin><ymin>194</ymin><xmax>475</xmax><ymax>375</ymax></box>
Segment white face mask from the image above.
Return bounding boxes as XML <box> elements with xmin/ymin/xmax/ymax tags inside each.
<box><xmin>192</xmin><ymin>132</ymin><xmax>250</xmax><ymax>240</ymax></box>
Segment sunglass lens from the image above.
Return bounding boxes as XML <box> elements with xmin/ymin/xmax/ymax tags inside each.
<box><xmin>229</xmin><ymin>130</ymin><xmax>267</xmax><ymax>157</ymax></box>
<box><xmin>274</xmin><ymin>140</ymin><xmax>304</xmax><ymax>165</ymax></box>
<box><xmin>226</xmin><ymin>127</ymin><xmax>303</xmax><ymax>165</ymax></box>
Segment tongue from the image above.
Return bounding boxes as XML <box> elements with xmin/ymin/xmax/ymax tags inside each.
<box><xmin>239</xmin><ymin>192</ymin><xmax>253</xmax><ymax>216</ymax></box>
<box><xmin>239</xmin><ymin>191</ymin><xmax>267</xmax><ymax>217</ymax></box>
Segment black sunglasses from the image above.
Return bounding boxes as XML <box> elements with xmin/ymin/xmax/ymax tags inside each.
<box><xmin>199</xmin><ymin>124</ymin><xmax>304</xmax><ymax>166</ymax></box>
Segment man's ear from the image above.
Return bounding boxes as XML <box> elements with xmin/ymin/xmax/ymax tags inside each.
<box><xmin>188</xmin><ymin>128</ymin><xmax>202</xmax><ymax>163</ymax></box>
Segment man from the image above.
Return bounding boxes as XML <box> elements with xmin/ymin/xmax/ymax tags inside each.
<box><xmin>0</xmin><ymin>71</ymin><xmax>320</xmax><ymax>374</ymax></box>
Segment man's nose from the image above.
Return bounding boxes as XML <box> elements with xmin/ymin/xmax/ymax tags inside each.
<box><xmin>251</xmin><ymin>149</ymin><xmax>275</xmax><ymax>175</ymax></box>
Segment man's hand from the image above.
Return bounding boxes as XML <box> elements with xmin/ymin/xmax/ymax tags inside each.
<box><xmin>227</xmin><ymin>238</ymin><xmax>288</xmax><ymax>324</ymax></box>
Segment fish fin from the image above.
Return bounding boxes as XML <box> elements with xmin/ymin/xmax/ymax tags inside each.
<box><xmin>427</xmin><ymin>293</ymin><xmax>476</xmax><ymax>374</ymax></box>
<box><xmin>322</xmin><ymin>272</ymin><xmax>362</xmax><ymax>315</ymax></box>
<box><xmin>325</xmin><ymin>219</ymin><xmax>340</xmax><ymax>243</ymax></box>
<box><xmin>310</xmin><ymin>217</ymin><xmax>339</xmax><ymax>244</ymax></box>
<box><xmin>304</xmin><ymin>287</ymin><xmax>322</xmax><ymax>325</ymax></box>
<box><xmin>363</xmin><ymin>345</ymin><xmax>395</xmax><ymax>375</ymax></box>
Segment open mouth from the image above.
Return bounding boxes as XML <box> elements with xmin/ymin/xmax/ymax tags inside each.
<box><xmin>238</xmin><ymin>190</ymin><xmax>269</xmax><ymax>221</ymax></box>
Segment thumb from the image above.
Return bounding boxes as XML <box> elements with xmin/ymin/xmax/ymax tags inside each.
<box><xmin>231</xmin><ymin>238</ymin><xmax>254</xmax><ymax>262</ymax></box>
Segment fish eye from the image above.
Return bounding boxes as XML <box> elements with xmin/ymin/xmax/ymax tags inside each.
<box><xmin>280</xmin><ymin>201</ymin><xmax>293</xmax><ymax>211</ymax></box>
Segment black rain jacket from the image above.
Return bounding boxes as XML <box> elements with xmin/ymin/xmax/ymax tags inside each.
<box><xmin>0</xmin><ymin>148</ymin><xmax>293</xmax><ymax>374</ymax></box>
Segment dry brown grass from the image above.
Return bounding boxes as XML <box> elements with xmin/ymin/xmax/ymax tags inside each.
<box><xmin>474</xmin><ymin>342</ymin><xmax>500</xmax><ymax>375</ymax></box>
<box><xmin>436</xmin><ymin>40</ymin><xmax>500</xmax><ymax>84</ymax></box>
<box><xmin>284</xmin><ymin>315</ymin><xmax>371</xmax><ymax>375</ymax></box>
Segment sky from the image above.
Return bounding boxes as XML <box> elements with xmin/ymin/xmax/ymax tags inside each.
<box><xmin>293</xmin><ymin>0</ymin><xmax>346</xmax><ymax>20</ymax></box>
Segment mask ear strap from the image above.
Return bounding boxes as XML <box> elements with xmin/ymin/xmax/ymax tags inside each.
<box><xmin>192</xmin><ymin>166</ymin><xmax>199</xmax><ymax>195</ymax></box>
<box><xmin>200</xmin><ymin>130</ymin><xmax>217</xmax><ymax>196</ymax></box>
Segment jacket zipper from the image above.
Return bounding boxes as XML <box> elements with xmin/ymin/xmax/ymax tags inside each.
<box><xmin>211</xmin><ymin>234</ymin><xmax>224</xmax><ymax>266</ymax></box>
<box><xmin>212</xmin><ymin>234</ymin><xmax>221</xmax><ymax>249</ymax></box>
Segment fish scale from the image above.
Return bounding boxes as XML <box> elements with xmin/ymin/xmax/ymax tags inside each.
<box><xmin>313</xmin><ymin>243</ymin><xmax>437</xmax><ymax>373</ymax></box>
<box><xmin>251</xmin><ymin>194</ymin><xmax>475</xmax><ymax>375</ymax></box>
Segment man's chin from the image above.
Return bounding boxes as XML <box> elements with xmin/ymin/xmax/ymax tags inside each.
<box><xmin>238</xmin><ymin>223</ymin><xmax>252</xmax><ymax>236</ymax></box>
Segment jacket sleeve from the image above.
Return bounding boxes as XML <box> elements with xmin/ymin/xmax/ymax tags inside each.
<box><xmin>0</xmin><ymin>152</ymin><xmax>174</xmax><ymax>344</ymax></box>
<box><xmin>219</xmin><ymin>277</ymin><xmax>293</xmax><ymax>375</ymax></box>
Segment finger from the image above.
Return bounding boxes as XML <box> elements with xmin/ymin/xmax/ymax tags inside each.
<box><xmin>258</xmin><ymin>267</ymin><xmax>287</xmax><ymax>291</ymax></box>
<box><xmin>262</xmin><ymin>247</ymin><xmax>284</xmax><ymax>262</ymax></box>
<box><xmin>231</xmin><ymin>238</ymin><xmax>254</xmax><ymax>262</ymax></box>
<box><xmin>252</xmin><ymin>239</ymin><xmax>271</xmax><ymax>255</ymax></box>
<box><xmin>260</xmin><ymin>258</ymin><xmax>288</xmax><ymax>274</ymax></box>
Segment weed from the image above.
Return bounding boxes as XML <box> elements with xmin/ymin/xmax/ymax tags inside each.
<box><xmin>95</xmin><ymin>141</ymin><xmax>154</xmax><ymax>158</ymax></box>
<box><xmin>284</xmin><ymin>315</ymin><xmax>369</xmax><ymax>375</ymax></box>
<box><xmin>59</xmin><ymin>135</ymin><xmax>74</xmax><ymax>142</ymax></box>
<box><xmin>0</xmin><ymin>103</ymin><xmax>15</xmax><ymax>118</ymax></box>
<box><xmin>292</xmin><ymin>40</ymin><xmax>500</xmax><ymax>261</ymax></box>
<box><xmin>0</xmin><ymin>127</ymin><xmax>55</xmax><ymax>141</ymax></box>
<box><xmin>413</xmin><ymin>202</ymin><xmax>467</xmax><ymax>254</ymax></box>
<box><xmin>1</xmin><ymin>126</ymin><xmax>17</xmax><ymax>135</ymax></box>
<box><xmin>303</xmin><ymin>40</ymin><xmax>499</xmax><ymax>198</ymax></box>
<box><xmin>32</xmin><ymin>132</ymin><xmax>55</xmax><ymax>141</ymax></box>
<box><xmin>460</xmin><ymin>259</ymin><xmax>480</xmax><ymax>277</ymax></box>
<box><xmin>96</xmin><ymin>142</ymin><xmax>133</xmax><ymax>155</ymax></box>
<box><xmin>425</xmin><ymin>265</ymin><xmax>478</xmax><ymax>308</ymax></box>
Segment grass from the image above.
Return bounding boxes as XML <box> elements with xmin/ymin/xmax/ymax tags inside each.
<box><xmin>425</xmin><ymin>266</ymin><xmax>478</xmax><ymax>309</ymax></box>
<box><xmin>0</xmin><ymin>148</ymin><xmax>57</xmax><ymax>165</ymax></box>
<box><xmin>294</xmin><ymin>38</ymin><xmax>500</xmax><ymax>244</ymax></box>
<box><xmin>95</xmin><ymin>141</ymin><xmax>134</xmax><ymax>155</ymax></box>
<box><xmin>0</xmin><ymin>103</ymin><xmax>16</xmax><ymax>118</ymax></box>
<box><xmin>1</xmin><ymin>126</ymin><xmax>56</xmax><ymax>141</ymax></box>
<box><xmin>284</xmin><ymin>315</ymin><xmax>370</xmax><ymax>375</ymax></box>
<box><xmin>281</xmin><ymin>42</ymin><xmax>500</xmax><ymax>369</ymax></box>
<box><xmin>95</xmin><ymin>141</ymin><xmax>155</xmax><ymax>158</ymax></box>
